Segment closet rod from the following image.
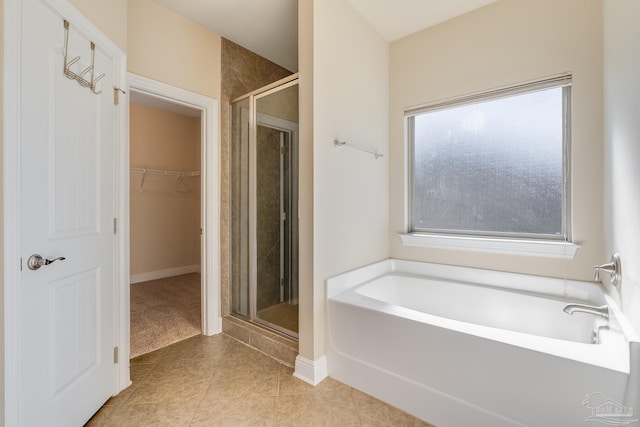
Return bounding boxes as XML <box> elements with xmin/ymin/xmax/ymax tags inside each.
<box><xmin>130</xmin><ymin>168</ymin><xmax>201</xmax><ymax>177</ymax></box>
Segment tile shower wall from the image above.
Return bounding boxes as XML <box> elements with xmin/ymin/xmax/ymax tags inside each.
<box><xmin>256</xmin><ymin>126</ymin><xmax>283</xmax><ymax>313</ymax></box>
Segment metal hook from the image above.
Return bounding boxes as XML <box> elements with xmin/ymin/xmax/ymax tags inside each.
<box><xmin>174</xmin><ymin>175</ymin><xmax>185</xmax><ymax>193</ymax></box>
<box><xmin>91</xmin><ymin>73</ymin><xmax>105</xmax><ymax>95</ymax></box>
<box><xmin>62</xmin><ymin>21</ymin><xmax>104</xmax><ymax>96</ymax></box>
<box><xmin>78</xmin><ymin>65</ymin><xmax>93</xmax><ymax>87</ymax></box>
<box><xmin>139</xmin><ymin>170</ymin><xmax>147</xmax><ymax>192</ymax></box>
<box><xmin>63</xmin><ymin>20</ymin><xmax>81</xmax><ymax>81</ymax></box>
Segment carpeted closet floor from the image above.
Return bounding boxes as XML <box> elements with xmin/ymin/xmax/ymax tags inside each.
<box><xmin>130</xmin><ymin>273</ymin><xmax>201</xmax><ymax>358</ymax></box>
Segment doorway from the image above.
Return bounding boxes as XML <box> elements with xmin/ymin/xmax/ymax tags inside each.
<box><xmin>126</xmin><ymin>73</ymin><xmax>222</xmax><ymax>352</ymax></box>
<box><xmin>129</xmin><ymin>92</ymin><xmax>202</xmax><ymax>358</ymax></box>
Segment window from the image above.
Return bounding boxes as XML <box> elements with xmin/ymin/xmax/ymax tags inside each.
<box><xmin>407</xmin><ymin>76</ymin><xmax>571</xmax><ymax>242</ymax></box>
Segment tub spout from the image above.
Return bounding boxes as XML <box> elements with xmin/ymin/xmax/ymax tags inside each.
<box><xmin>563</xmin><ymin>303</ymin><xmax>609</xmax><ymax>319</ymax></box>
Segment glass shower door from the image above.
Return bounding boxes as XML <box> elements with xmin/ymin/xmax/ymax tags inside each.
<box><xmin>230</xmin><ymin>79</ymin><xmax>299</xmax><ymax>338</ymax></box>
<box><xmin>254</xmin><ymin>83</ymin><xmax>299</xmax><ymax>336</ymax></box>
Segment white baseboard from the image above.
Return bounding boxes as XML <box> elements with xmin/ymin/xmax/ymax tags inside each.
<box><xmin>293</xmin><ymin>355</ymin><xmax>328</xmax><ymax>386</ymax></box>
<box><xmin>130</xmin><ymin>265</ymin><xmax>201</xmax><ymax>284</ymax></box>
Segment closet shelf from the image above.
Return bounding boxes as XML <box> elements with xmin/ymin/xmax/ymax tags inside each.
<box><xmin>130</xmin><ymin>167</ymin><xmax>201</xmax><ymax>177</ymax></box>
<box><xmin>130</xmin><ymin>168</ymin><xmax>201</xmax><ymax>193</ymax></box>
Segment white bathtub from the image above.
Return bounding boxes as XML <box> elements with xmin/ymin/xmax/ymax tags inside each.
<box><xmin>326</xmin><ymin>259</ymin><xmax>640</xmax><ymax>427</ymax></box>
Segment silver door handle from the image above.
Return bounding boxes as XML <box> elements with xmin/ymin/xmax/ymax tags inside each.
<box><xmin>27</xmin><ymin>254</ymin><xmax>66</xmax><ymax>270</ymax></box>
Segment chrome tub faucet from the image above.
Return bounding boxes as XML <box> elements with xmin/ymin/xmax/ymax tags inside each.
<box><xmin>563</xmin><ymin>303</ymin><xmax>609</xmax><ymax>320</ymax></box>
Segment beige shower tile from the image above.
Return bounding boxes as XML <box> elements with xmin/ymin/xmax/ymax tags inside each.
<box><xmin>250</xmin><ymin>333</ymin><xmax>286</xmax><ymax>362</ymax></box>
<box><xmin>351</xmin><ymin>389</ymin><xmax>434</xmax><ymax>427</ymax></box>
<box><xmin>190</xmin><ymin>396</ymin><xmax>277</xmax><ymax>427</ymax></box>
<box><xmin>272</xmin><ymin>343</ymin><xmax>298</xmax><ymax>368</ymax></box>
<box><xmin>275</xmin><ymin>393</ymin><xmax>360</xmax><ymax>427</ymax></box>
<box><xmin>222</xmin><ymin>319</ymin><xmax>251</xmax><ymax>344</ymax></box>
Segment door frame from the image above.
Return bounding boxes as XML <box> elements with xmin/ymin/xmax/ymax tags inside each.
<box><xmin>126</xmin><ymin>72</ymin><xmax>221</xmax><ymax>339</ymax></box>
<box><xmin>3</xmin><ymin>0</ymin><xmax>127</xmax><ymax>424</ymax></box>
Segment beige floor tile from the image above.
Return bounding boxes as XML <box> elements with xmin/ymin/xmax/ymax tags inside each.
<box><xmin>85</xmin><ymin>405</ymin><xmax>120</xmax><ymax>426</ymax></box>
<box><xmin>126</xmin><ymin>375</ymin><xmax>210</xmax><ymax>405</ymax></box>
<box><xmin>102</xmin><ymin>363</ymin><xmax>158</xmax><ymax>407</ymax></box>
<box><xmin>102</xmin><ymin>386</ymin><xmax>136</xmax><ymax>408</ymax></box>
<box><xmin>219</xmin><ymin>340</ymin><xmax>281</xmax><ymax>368</ymax></box>
<box><xmin>89</xmin><ymin>334</ymin><xmax>435</xmax><ymax>426</ymax></box>
<box><xmin>278</xmin><ymin>366</ymin><xmax>352</xmax><ymax>398</ymax></box>
<box><xmin>275</xmin><ymin>393</ymin><xmax>361</xmax><ymax>427</ymax></box>
<box><xmin>205</xmin><ymin>365</ymin><xmax>279</xmax><ymax>400</ymax></box>
<box><xmin>351</xmin><ymin>389</ymin><xmax>434</xmax><ymax>427</ymax></box>
<box><xmin>161</xmin><ymin>334</ymin><xmax>230</xmax><ymax>362</ymax></box>
<box><xmin>151</xmin><ymin>356</ymin><xmax>219</xmax><ymax>379</ymax></box>
<box><xmin>130</xmin><ymin>347</ymin><xmax>167</xmax><ymax>365</ymax></box>
<box><xmin>130</xmin><ymin>363</ymin><xmax>157</xmax><ymax>383</ymax></box>
<box><xmin>190</xmin><ymin>396</ymin><xmax>277</xmax><ymax>426</ymax></box>
<box><xmin>100</xmin><ymin>400</ymin><xmax>200</xmax><ymax>427</ymax></box>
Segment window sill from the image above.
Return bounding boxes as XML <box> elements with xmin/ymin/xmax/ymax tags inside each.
<box><xmin>399</xmin><ymin>233</ymin><xmax>580</xmax><ymax>259</ymax></box>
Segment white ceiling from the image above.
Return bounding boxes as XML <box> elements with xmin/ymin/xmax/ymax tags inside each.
<box><xmin>154</xmin><ymin>0</ymin><xmax>498</xmax><ymax>73</ymax></box>
<box><xmin>348</xmin><ymin>0</ymin><xmax>498</xmax><ymax>41</ymax></box>
<box><xmin>154</xmin><ymin>0</ymin><xmax>299</xmax><ymax>72</ymax></box>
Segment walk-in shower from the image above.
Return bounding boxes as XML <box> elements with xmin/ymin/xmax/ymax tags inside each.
<box><xmin>230</xmin><ymin>75</ymin><xmax>299</xmax><ymax>337</ymax></box>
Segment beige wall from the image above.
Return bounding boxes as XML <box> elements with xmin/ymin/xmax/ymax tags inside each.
<box><xmin>297</xmin><ymin>0</ymin><xmax>315</xmax><ymax>360</ymax></box>
<box><xmin>308</xmin><ymin>0</ymin><xmax>390</xmax><ymax>360</ymax></box>
<box><xmin>69</xmin><ymin>0</ymin><xmax>127</xmax><ymax>50</ymax></box>
<box><xmin>389</xmin><ymin>0</ymin><xmax>604</xmax><ymax>281</ymax></box>
<box><xmin>127</xmin><ymin>0</ymin><xmax>221</xmax><ymax>99</ymax></box>
<box><xmin>130</xmin><ymin>102</ymin><xmax>201</xmax><ymax>276</ymax></box>
<box><xmin>0</xmin><ymin>0</ymin><xmax>4</xmax><ymax>419</ymax></box>
<box><xmin>603</xmin><ymin>0</ymin><xmax>640</xmax><ymax>335</ymax></box>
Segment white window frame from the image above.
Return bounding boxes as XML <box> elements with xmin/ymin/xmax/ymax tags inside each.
<box><xmin>401</xmin><ymin>74</ymin><xmax>580</xmax><ymax>259</ymax></box>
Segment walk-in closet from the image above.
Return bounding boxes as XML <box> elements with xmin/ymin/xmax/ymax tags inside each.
<box><xmin>129</xmin><ymin>94</ymin><xmax>202</xmax><ymax>358</ymax></box>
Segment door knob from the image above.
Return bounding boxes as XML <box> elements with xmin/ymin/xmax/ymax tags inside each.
<box><xmin>27</xmin><ymin>254</ymin><xmax>66</xmax><ymax>270</ymax></box>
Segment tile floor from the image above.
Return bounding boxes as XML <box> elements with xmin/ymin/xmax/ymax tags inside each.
<box><xmin>86</xmin><ymin>334</ymin><xmax>433</xmax><ymax>426</ymax></box>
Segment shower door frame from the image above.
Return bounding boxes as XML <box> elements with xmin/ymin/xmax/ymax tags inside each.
<box><xmin>233</xmin><ymin>77</ymin><xmax>300</xmax><ymax>338</ymax></box>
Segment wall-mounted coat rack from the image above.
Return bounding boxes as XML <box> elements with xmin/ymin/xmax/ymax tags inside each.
<box><xmin>334</xmin><ymin>139</ymin><xmax>383</xmax><ymax>159</ymax></box>
<box><xmin>63</xmin><ymin>20</ymin><xmax>104</xmax><ymax>95</ymax></box>
<box><xmin>131</xmin><ymin>168</ymin><xmax>201</xmax><ymax>193</ymax></box>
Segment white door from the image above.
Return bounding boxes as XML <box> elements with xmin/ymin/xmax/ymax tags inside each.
<box><xmin>19</xmin><ymin>0</ymin><xmax>116</xmax><ymax>425</ymax></box>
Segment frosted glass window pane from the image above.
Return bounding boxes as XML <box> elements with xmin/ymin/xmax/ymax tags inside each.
<box><xmin>411</xmin><ymin>87</ymin><xmax>565</xmax><ymax>237</ymax></box>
